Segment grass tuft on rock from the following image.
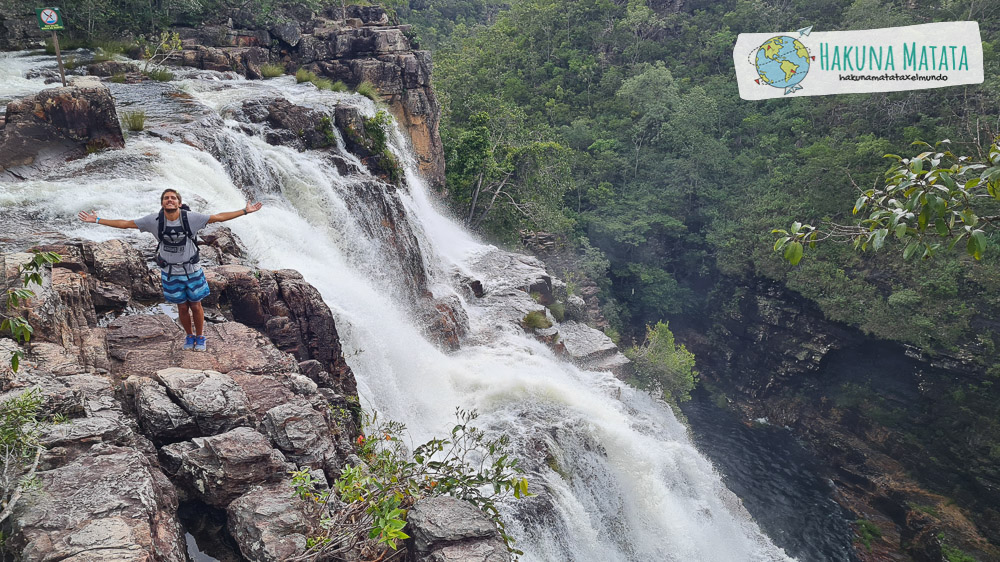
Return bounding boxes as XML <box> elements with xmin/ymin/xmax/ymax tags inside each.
<box><xmin>260</xmin><ymin>63</ymin><xmax>285</xmax><ymax>78</ymax></box>
<box><xmin>145</xmin><ymin>68</ymin><xmax>173</xmax><ymax>82</ymax></box>
<box><xmin>120</xmin><ymin>110</ymin><xmax>146</xmax><ymax>132</ymax></box>
<box><xmin>356</xmin><ymin>80</ymin><xmax>379</xmax><ymax>100</ymax></box>
<box><xmin>522</xmin><ymin>310</ymin><xmax>552</xmax><ymax>330</ymax></box>
<box><xmin>295</xmin><ymin>68</ymin><xmax>317</xmax><ymax>83</ymax></box>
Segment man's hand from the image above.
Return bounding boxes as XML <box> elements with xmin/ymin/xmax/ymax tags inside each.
<box><xmin>78</xmin><ymin>212</ymin><xmax>137</xmax><ymax>229</ymax></box>
<box><xmin>209</xmin><ymin>201</ymin><xmax>264</xmax><ymax>224</ymax></box>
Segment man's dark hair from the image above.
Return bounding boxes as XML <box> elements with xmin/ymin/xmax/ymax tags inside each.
<box><xmin>161</xmin><ymin>189</ymin><xmax>182</xmax><ymax>205</ymax></box>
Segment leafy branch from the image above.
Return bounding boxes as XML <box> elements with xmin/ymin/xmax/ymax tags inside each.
<box><xmin>138</xmin><ymin>31</ymin><xmax>182</xmax><ymax>73</ymax></box>
<box><xmin>0</xmin><ymin>387</ymin><xmax>42</xmax><ymax>526</ymax></box>
<box><xmin>287</xmin><ymin>408</ymin><xmax>530</xmax><ymax>561</ymax></box>
<box><xmin>2</xmin><ymin>251</ymin><xmax>60</xmax><ymax>373</ymax></box>
<box><xmin>774</xmin><ymin>139</ymin><xmax>1000</xmax><ymax>264</ymax></box>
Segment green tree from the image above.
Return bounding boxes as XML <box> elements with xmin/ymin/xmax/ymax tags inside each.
<box><xmin>445</xmin><ymin>110</ymin><xmax>572</xmax><ymax>238</ymax></box>
<box><xmin>625</xmin><ymin>321</ymin><xmax>698</xmax><ymax>406</ymax></box>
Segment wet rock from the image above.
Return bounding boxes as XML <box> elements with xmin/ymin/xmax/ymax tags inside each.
<box><xmin>419</xmin><ymin>294</ymin><xmax>469</xmax><ymax>351</ymax></box>
<box><xmin>235</xmin><ymin>97</ymin><xmax>335</xmax><ymax>151</ymax></box>
<box><xmin>86</xmin><ymin>60</ymin><xmax>139</xmax><ymax>77</ymax></box>
<box><xmin>180</xmin><ymin>45</ymin><xmax>267</xmax><ymax>79</ymax></box>
<box><xmin>556</xmin><ymin>320</ymin><xmax>617</xmax><ymax>363</ymax></box>
<box><xmin>0</xmin><ymin>85</ymin><xmax>125</xmax><ymax>175</ymax></box>
<box><xmin>8</xmin><ymin>444</ymin><xmax>187</xmax><ymax>562</ymax></box>
<box><xmin>155</xmin><ymin>368</ymin><xmax>252</xmax><ymax>436</ymax></box>
<box><xmin>161</xmin><ymin>427</ymin><xmax>291</xmax><ymax>508</ymax></box>
<box><xmin>227</xmin><ymin>482</ymin><xmax>315</xmax><ymax>561</ymax></box>
<box><xmin>405</xmin><ymin>496</ymin><xmax>510</xmax><ymax>562</ymax></box>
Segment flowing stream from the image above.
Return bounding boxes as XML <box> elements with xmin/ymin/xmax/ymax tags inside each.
<box><xmin>0</xmin><ymin>54</ymin><xmax>797</xmax><ymax>561</ymax></box>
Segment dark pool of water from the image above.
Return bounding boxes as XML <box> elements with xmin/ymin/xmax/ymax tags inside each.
<box><xmin>682</xmin><ymin>389</ymin><xmax>859</xmax><ymax>562</ymax></box>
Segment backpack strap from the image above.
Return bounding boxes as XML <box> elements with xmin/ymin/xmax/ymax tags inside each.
<box><xmin>181</xmin><ymin>209</ymin><xmax>200</xmax><ymax>265</ymax></box>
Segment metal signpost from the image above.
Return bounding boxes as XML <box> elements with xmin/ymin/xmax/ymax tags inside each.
<box><xmin>35</xmin><ymin>7</ymin><xmax>66</xmax><ymax>87</ymax></box>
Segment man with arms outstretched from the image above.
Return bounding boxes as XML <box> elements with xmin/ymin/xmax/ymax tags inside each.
<box><xmin>79</xmin><ymin>189</ymin><xmax>262</xmax><ymax>351</ymax></box>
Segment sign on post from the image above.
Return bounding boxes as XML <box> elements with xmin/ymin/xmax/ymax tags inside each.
<box><xmin>35</xmin><ymin>7</ymin><xmax>66</xmax><ymax>87</ymax></box>
<box><xmin>35</xmin><ymin>7</ymin><xmax>64</xmax><ymax>30</ymax></box>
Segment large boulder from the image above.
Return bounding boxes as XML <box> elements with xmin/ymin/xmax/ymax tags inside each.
<box><xmin>154</xmin><ymin>368</ymin><xmax>252</xmax><ymax>436</ymax></box>
<box><xmin>0</xmin><ymin>86</ymin><xmax>125</xmax><ymax>176</ymax></box>
<box><xmin>160</xmin><ymin>427</ymin><xmax>291</xmax><ymax>508</ymax></box>
<box><xmin>405</xmin><ymin>497</ymin><xmax>510</xmax><ymax>562</ymax></box>
<box><xmin>227</xmin><ymin>483</ymin><xmax>315</xmax><ymax>561</ymax></box>
<box><xmin>8</xmin><ymin>444</ymin><xmax>187</xmax><ymax>562</ymax></box>
<box><xmin>210</xmin><ymin>266</ymin><xmax>356</xmax><ymax>395</ymax></box>
<box><xmin>124</xmin><ymin>375</ymin><xmax>198</xmax><ymax>444</ymax></box>
<box><xmin>261</xmin><ymin>400</ymin><xmax>342</xmax><ymax>476</ymax></box>
<box><xmin>87</xmin><ymin>239</ymin><xmax>161</xmax><ymax>301</ymax></box>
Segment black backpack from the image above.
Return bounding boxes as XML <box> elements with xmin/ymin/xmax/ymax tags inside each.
<box><xmin>155</xmin><ymin>204</ymin><xmax>200</xmax><ymax>268</ymax></box>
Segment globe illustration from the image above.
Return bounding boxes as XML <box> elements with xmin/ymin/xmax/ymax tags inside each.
<box><xmin>754</xmin><ymin>36</ymin><xmax>810</xmax><ymax>90</ymax></box>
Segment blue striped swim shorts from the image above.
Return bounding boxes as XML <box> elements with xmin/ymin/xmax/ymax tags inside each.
<box><xmin>161</xmin><ymin>269</ymin><xmax>210</xmax><ymax>304</ymax></box>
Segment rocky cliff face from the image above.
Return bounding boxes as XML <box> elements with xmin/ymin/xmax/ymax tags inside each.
<box><xmin>682</xmin><ymin>278</ymin><xmax>1000</xmax><ymax>562</ymax></box>
<box><xmin>1</xmin><ymin>228</ymin><xmax>519</xmax><ymax>561</ymax></box>
<box><xmin>0</xmin><ymin>1</ymin><xmax>43</xmax><ymax>51</ymax></box>
<box><xmin>172</xmin><ymin>4</ymin><xmax>445</xmax><ymax>189</ymax></box>
<box><xmin>0</xmin><ymin>231</ymin><xmax>359</xmax><ymax>561</ymax></box>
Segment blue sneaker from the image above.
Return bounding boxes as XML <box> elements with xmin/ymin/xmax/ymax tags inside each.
<box><xmin>183</xmin><ymin>335</ymin><xmax>196</xmax><ymax>350</ymax></box>
<box><xmin>193</xmin><ymin>335</ymin><xmax>206</xmax><ymax>352</ymax></box>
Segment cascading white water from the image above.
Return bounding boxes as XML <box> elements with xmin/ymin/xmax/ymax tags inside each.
<box><xmin>0</xmin><ymin>55</ymin><xmax>795</xmax><ymax>562</ymax></box>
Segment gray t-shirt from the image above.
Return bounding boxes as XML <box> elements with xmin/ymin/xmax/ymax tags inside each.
<box><xmin>135</xmin><ymin>210</ymin><xmax>211</xmax><ymax>274</ymax></box>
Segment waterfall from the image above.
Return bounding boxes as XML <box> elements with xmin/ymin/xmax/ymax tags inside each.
<box><xmin>0</xmin><ymin>55</ymin><xmax>795</xmax><ymax>562</ymax></box>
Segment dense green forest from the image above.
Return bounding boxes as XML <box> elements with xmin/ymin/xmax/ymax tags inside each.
<box><xmin>402</xmin><ymin>0</ymin><xmax>1000</xmax><ymax>349</ymax></box>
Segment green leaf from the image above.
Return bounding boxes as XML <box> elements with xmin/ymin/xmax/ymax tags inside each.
<box><xmin>773</xmin><ymin>237</ymin><xmax>790</xmax><ymax>252</ymax></box>
<box><xmin>853</xmin><ymin>196</ymin><xmax>867</xmax><ymax>214</ymax></box>
<box><xmin>784</xmin><ymin>242</ymin><xmax>804</xmax><ymax>265</ymax></box>
<box><xmin>910</xmin><ymin>158</ymin><xmax>923</xmax><ymax>173</ymax></box>
<box><xmin>895</xmin><ymin>223</ymin><xmax>907</xmax><ymax>239</ymax></box>
<box><xmin>903</xmin><ymin>242</ymin><xmax>919</xmax><ymax>260</ymax></box>
<box><xmin>970</xmin><ymin>230</ymin><xmax>987</xmax><ymax>260</ymax></box>
<box><xmin>967</xmin><ymin>234</ymin><xmax>982</xmax><ymax>260</ymax></box>
<box><xmin>11</xmin><ymin>351</ymin><xmax>20</xmax><ymax>372</ymax></box>
<box><xmin>935</xmin><ymin>218</ymin><xmax>949</xmax><ymax>236</ymax></box>
<box><xmin>872</xmin><ymin>229</ymin><xmax>888</xmax><ymax>251</ymax></box>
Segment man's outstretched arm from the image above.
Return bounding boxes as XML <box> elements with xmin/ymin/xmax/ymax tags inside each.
<box><xmin>78</xmin><ymin>210</ymin><xmax>137</xmax><ymax>229</ymax></box>
<box><xmin>208</xmin><ymin>201</ymin><xmax>263</xmax><ymax>224</ymax></box>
